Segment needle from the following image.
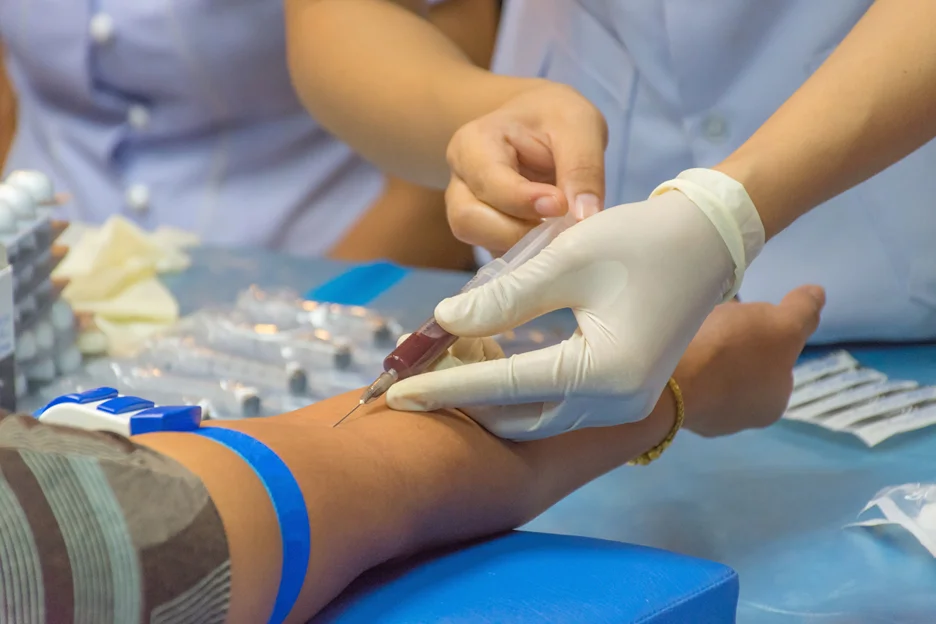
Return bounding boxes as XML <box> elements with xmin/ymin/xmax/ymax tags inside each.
<box><xmin>333</xmin><ymin>401</ymin><xmax>364</xmax><ymax>427</ymax></box>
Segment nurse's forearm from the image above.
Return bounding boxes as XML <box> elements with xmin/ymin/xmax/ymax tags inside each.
<box><xmin>714</xmin><ymin>0</ymin><xmax>936</xmax><ymax>240</ymax></box>
<box><xmin>285</xmin><ymin>0</ymin><xmax>536</xmax><ymax>188</ymax></box>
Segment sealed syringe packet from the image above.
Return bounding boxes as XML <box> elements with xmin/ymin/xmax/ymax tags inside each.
<box><xmin>177</xmin><ymin>309</ymin><xmax>358</xmax><ymax>371</ymax></box>
<box><xmin>849</xmin><ymin>483</ymin><xmax>936</xmax><ymax>557</ymax></box>
<box><xmin>784</xmin><ymin>380</ymin><xmax>918</xmax><ymax>422</ymax></box>
<box><xmin>848</xmin><ymin>402</ymin><xmax>936</xmax><ymax>447</ymax></box>
<box><xmin>786</xmin><ymin>368</ymin><xmax>887</xmax><ymax>410</ymax></box>
<box><xmin>235</xmin><ymin>286</ymin><xmax>403</xmax><ymax>349</ymax></box>
<box><xmin>84</xmin><ymin>359</ymin><xmax>264</xmax><ymax>419</ymax></box>
<box><xmin>792</xmin><ymin>350</ymin><xmax>859</xmax><ymax>389</ymax></box>
<box><xmin>783</xmin><ymin>350</ymin><xmax>936</xmax><ymax>446</ymax></box>
<box><xmin>138</xmin><ymin>334</ymin><xmax>310</xmax><ymax>396</ymax></box>
<box><xmin>821</xmin><ymin>386</ymin><xmax>936</xmax><ymax>432</ymax></box>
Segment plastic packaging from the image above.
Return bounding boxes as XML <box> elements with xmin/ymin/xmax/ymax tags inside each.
<box><xmin>792</xmin><ymin>350</ymin><xmax>859</xmax><ymax>389</ymax></box>
<box><xmin>138</xmin><ymin>335</ymin><xmax>309</xmax><ymax>396</ymax></box>
<box><xmin>236</xmin><ymin>286</ymin><xmax>403</xmax><ymax>348</ymax></box>
<box><xmin>84</xmin><ymin>359</ymin><xmax>262</xmax><ymax>418</ymax></box>
<box><xmin>783</xmin><ymin>350</ymin><xmax>936</xmax><ymax>445</ymax></box>
<box><xmin>180</xmin><ymin>311</ymin><xmax>355</xmax><ymax>371</ymax></box>
<box><xmin>786</xmin><ymin>368</ymin><xmax>887</xmax><ymax>410</ymax></box>
<box><xmin>849</xmin><ymin>403</ymin><xmax>936</xmax><ymax>447</ymax></box>
<box><xmin>851</xmin><ymin>483</ymin><xmax>936</xmax><ymax>557</ymax></box>
<box><xmin>820</xmin><ymin>386</ymin><xmax>936</xmax><ymax>431</ymax></box>
<box><xmin>784</xmin><ymin>380</ymin><xmax>919</xmax><ymax>422</ymax></box>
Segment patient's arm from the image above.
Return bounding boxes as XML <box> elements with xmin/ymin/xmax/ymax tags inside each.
<box><xmin>136</xmin><ymin>388</ymin><xmax>677</xmax><ymax>624</ymax></box>
<box><xmin>135</xmin><ymin>283</ymin><xmax>826</xmax><ymax>624</ymax></box>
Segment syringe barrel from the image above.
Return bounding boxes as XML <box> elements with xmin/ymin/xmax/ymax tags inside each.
<box><xmin>382</xmin><ymin>214</ymin><xmax>577</xmax><ymax>381</ymax></box>
<box><xmin>382</xmin><ymin>317</ymin><xmax>458</xmax><ymax>381</ymax></box>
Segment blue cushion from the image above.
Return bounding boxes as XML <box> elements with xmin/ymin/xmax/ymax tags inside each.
<box><xmin>313</xmin><ymin>531</ymin><xmax>738</xmax><ymax>623</ymax></box>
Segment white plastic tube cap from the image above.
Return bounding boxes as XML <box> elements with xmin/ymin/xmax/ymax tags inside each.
<box><xmin>25</xmin><ymin>358</ymin><xmax>56</xmax><ymax>383</ymax></box>
<box><xmin>14</xmin><ymin>372</ymin><xmax>28</xmax><ymax>399</ymax></box>
<box><xmin>55</xmin><ymin>346</ymin><xmax>83</xmax><ymax>375</ymax></box>
<box><xmin>6</xmin><ymin>171</ymin><xmax>55</xmax><ymax>205</ymax></box>
<box><xmin>0</xmin><ymin>199</ymin><xmax>19</xmax><ymax>234</ymax></box>
<box><xmin>0</xmin><ymin>184</ymin><xmax>36</xmax><ymax>220</ymax></box>
<box><xmin>49</xmin><ymin>300</ymin><xmax>76</xmax><ymax>332</ymax></box>
<box><xmin>15</xmin><ymin>330</ymin><xmax>37</xmax><ymax>362</ymax></box>
<box><xmin>34</xmin><ymin>321</ymin><xmax>55</xmax><ymax>351</ymax></box>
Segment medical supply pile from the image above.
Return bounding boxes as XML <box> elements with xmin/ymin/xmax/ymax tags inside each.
<box><xmin>783</xmin><ymin>351</ymin><xmax>936</xmax><ymax>446</ymax></box>
<box><xmin>41</xmin><ymin>286</ymin><xmax>563</xmax><ymax>420</ymax></box>
<box><xmin>0</xmin><ymin>170</ymin><xmax>82</xmax><ymax>410</ymax></box>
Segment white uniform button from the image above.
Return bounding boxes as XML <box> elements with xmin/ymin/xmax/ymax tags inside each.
<box><xmin>89</xmin><ymin>13</ymin><xmax>115</xmax><ymax>45</ymax></box>
<box><xmin>128</xmin><ymin>104</ymin><xmax>150</xmax><ymax>130</ymax></box>
<box><xmin>701</xmin><ymin>113</ymin><xmax>728</xmax><ymax>141</ymax></box>
<box><xmin>125</xmin><ymin>184</ymin><xmax>150</xmax><ymax>214</ymax></box>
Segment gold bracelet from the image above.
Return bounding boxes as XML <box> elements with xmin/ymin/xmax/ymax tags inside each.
<box><xmin>627</xmin><ymin>377</ymin><xmax>685</xmax><ymax>466</ymax></box>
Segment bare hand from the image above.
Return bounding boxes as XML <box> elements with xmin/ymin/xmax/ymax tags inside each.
<box><xmin>675</xmin><ymin>285</ymin><xmax>826</xmax><ymax>437</ymax></box>
<box><xmin>445</xmin><ymin>81</ymin><xmax>607</xmax><ymax>255</ymax></box>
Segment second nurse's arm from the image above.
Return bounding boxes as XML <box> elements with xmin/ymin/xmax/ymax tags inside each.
<box><xmin>715</xmin><ymin>0</ymin><xmax>936</xmax><ymax>240</ymax></box>
<box><xmin>0</xmin><ymin>40</ymin><xmax>15</xmax><ymax>168</ymax></box>
<box><xmin>284</xmin><ymin>0</ymin><xmax>530</xmax><ymax>189</ymax></box>
<box><xmin>326</xmin><ymin>0</ymin><xmax>498</xmax><ymax>270</ymax></box>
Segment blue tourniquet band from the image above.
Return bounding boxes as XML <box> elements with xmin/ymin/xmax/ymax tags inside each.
<box><xmin>194</xmin><ymin>427</ymin><xmax>310</xmax><ymax>624</ymax></box>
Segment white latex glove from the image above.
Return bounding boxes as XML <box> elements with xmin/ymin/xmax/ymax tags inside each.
<box><xmin>387</xmin><ymin>169</ymin><xmax>765</xmax><ymax>440</ymax></box>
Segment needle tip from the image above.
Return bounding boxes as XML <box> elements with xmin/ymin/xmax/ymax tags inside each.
<box><xmin>332</xmin><ymin>401</ymin><xmax>364</xmax><ymax>428</ymax></box>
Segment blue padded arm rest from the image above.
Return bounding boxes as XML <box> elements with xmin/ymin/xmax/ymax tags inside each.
<box><xmin>313</xmin><ymin>531</ymin><xmax>738</xmax><ymax>623</ymax></box>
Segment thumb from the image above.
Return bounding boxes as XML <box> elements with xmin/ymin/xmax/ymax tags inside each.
<box><xmin>551</xmin><ymin>120</ymin><xmax>607</xmax><ymax>220</ymax></box>
<box><xmin>778</xmin><ymin>285</ymin><xmax>826</xmax><ymax>340</ymax></box>
<box><xmin>434</xmin><ymin>246</ymin><xmax>569</xmax><ymax>338</ymax></box>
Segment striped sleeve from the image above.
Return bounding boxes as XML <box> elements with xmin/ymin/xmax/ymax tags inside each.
<box><xmin>0</xmin><ymin>414</ymin><xmax>231</xmax><ymax>624</ymax></box>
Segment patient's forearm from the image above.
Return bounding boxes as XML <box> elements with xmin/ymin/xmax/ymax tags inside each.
<box><xmin>135</xmin><ymin>388</ymin><xmax>675</xmax><ymax>622</ymax></box>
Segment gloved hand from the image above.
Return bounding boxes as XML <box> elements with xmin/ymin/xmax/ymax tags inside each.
<box><xmin>387</xmin><ymin>170</ymin><xmax>765</xmax><ymax>440</ymax></box>
<box><xmin>388</xmin><ymin>284</ymin><xmax>825</xmax><ymax>440</ymax></box>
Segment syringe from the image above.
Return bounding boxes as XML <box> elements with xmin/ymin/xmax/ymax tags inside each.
<box><xmin>334</xmin><ymin>212</ymin><xmax>577</xmax><ymax>426</ymax></box>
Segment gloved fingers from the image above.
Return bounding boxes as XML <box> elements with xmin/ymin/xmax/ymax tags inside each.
<box><xmin>447</xmin><ymin>121</ymin><xmax>566</xmax><ymax>221</ymax></box>
<box><xmin>386</xmin><ymin>342</ymin><xmax>571</xmax><ymax>412</ymax></box>
<box><xmin>434</xmin><ymin>244</ymin><xmax>570</xmax><ymax>337</ymax></box>
<box><xmin>455</xmin><ymin>403</ymin><xmax>547</xmax><ymax>440</ymax></box>
<box><xmin>445</xmin><ymin>176</ymin><xmax>543</xmax><ymax>254</ymax></box>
